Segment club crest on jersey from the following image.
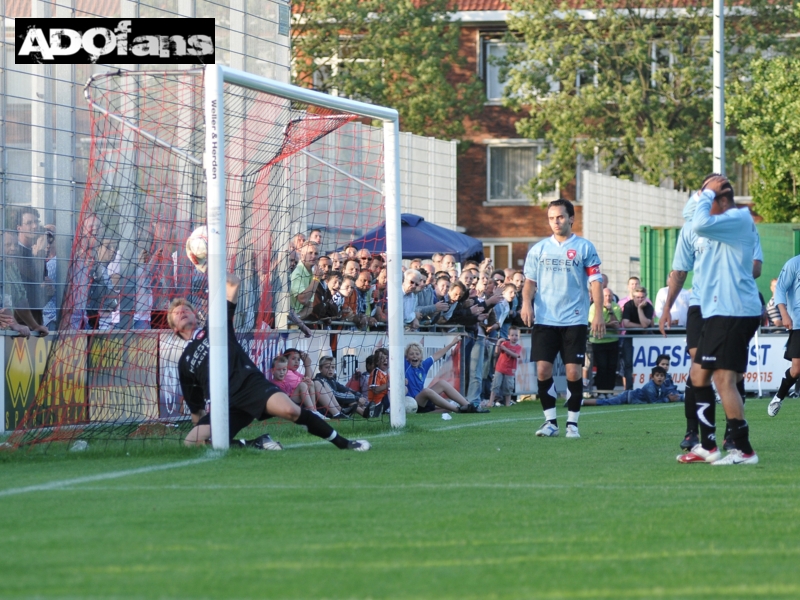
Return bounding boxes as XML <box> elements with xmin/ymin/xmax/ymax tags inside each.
<box><xmin>567</xmin><ymin>249</ymin><xmax>577</xmax><ymax>260</ymax></box>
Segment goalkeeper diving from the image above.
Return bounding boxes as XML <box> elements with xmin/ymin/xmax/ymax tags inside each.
<box><xmin>169</xmin><ymin>271</ymin><xmax>371</xmax><ymax>451</ymax></box>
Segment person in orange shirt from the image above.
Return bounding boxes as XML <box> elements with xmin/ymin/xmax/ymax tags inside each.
<box><xmin>368</xmin><ymin>348</ymin><xmax>389</xmax><ymax>416</ymax></box>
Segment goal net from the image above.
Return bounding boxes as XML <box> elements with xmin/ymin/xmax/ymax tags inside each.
<box><xmin>6</xmin><ymin>66</ymin><xmax>404</xmax><ymax>452</ymax></box>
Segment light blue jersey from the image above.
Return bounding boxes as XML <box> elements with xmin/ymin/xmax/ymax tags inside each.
<box><xmin>524</xmin><ymin>234</ymin><xmax>602</xmax><ymax>326</ymax></box>
<box><xmin>673</xmin><ymin>192</ymin><xmax>762</xmax><ymax>308</ymax></box>
<box><xmin>774</xmin><ymin>255</ymin><xmax>800</xmax><ymax>329</ymax></box>
<box><xmin>672</xmin><ymin>193</ymin><xmax>707</xmax><ymax>307</ymax></box>
<box><xmin>691</xmin><ymin>190</ymin><xmax>761</xmax><ymax>318</ymax></box>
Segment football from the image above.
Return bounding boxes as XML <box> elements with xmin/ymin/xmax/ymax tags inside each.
<box><xmin>404</xmin><ymin>395</ymin><xmax>418</xmax><ymax>414</ymax></box>
<box><xmin>185</xmin><ymin>226</ymin><xmax>208</xmax><ymax>273</ymax></box>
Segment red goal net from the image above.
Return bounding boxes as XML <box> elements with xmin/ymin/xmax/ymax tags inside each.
<box><xmin>6</xmin><ymin>69</ymin><xmax>389</xmax><ymax>451</ymax></box>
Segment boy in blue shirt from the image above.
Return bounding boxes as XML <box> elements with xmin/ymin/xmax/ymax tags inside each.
<box><xmin>583</xmin><ymin>366</ymin><xmax>678</xmax><ymax>405</ymax></box>
<box><xmin>657</xmin><ymin>354</ymin><xmax>683</xmax><ymax>402</ymax></box>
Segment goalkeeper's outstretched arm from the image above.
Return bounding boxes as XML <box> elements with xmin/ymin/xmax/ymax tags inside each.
<box><xmin>226</xmin><ymin>272</ymin><xmax>241</xmax><ymax>303</ymax></box>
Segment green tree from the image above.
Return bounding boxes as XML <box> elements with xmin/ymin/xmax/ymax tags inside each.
<box><xmin>292</xmin><ymin>0</ymin><xmax>485</xmax><ymax>141</ymax></box>
<box><xmin>498</xmin><ymin>0</ymin><xmax>800</xmax><ymax>197</ymax></box>
<box><xmin>728</xmin><ymin>57</ymin><xmax>800</xmax><ymax>222</ymax></box>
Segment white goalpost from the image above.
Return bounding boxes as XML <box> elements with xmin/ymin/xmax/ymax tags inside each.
<box><xmin>204</xmin><ymin>65</ymin><xmax>406</xmax><ymax>449</ymax></box>
<box><xmin>8</xmin><ymin>65</ymin><xmax>405</xmax><ymax>451</ymax></box>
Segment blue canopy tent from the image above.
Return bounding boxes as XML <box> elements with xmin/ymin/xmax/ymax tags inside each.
<box><xmin>341</xmin><ymin>214</ymin><xmax>484</xmax><ymax>263</ymax></box>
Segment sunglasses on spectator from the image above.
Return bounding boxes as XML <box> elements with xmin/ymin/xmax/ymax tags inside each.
<box><xmin>493</xmin><ymin>278</ymin><xmax>504</xmax><ymax>284</ymax></box>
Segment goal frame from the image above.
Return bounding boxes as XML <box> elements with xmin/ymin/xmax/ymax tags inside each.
<box><xmin>204</xmin><ymin>65</ymin><xmax>406</xmax><ymax>449</ymax></box>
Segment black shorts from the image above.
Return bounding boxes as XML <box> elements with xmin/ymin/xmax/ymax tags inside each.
<box><xmin>530</xmin><ymin>325</ymin><xmax>588</xmax><ymax>365</ymax></box>
<box><xmin>417</xmin><ymin>399</ymin><xmax>437</xmax><ymax>413</ymax></box>
<box><xmin>685</xmin><ymin>305</ymin><xmax>704</xmax><ymax>351</ymax></box>
<box><xmin>784</xmin><ymin>329</ymin><xmax>800</xmax><ymax>361</ymax></box>
<box><xmin>197</xmin><ymin>381</ymin><xmax>281</xmax><ymax>441</ymax></box>
<box><xmin>694</xmin><ymin>316</ymin><xmax>760</xmax><ymax>372</ymax></box>
<box><xmin>232</xmin><ymin>380</ymin><xmax>282</xmax><ymax>419</ymax></box>
<box><xmin>197</xmin><ymin>407</ymin><xmax>273</xmax><ymax>442</ymax></box>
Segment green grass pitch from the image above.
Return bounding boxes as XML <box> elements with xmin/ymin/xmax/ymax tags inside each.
<box><xmin>2</xmin><ymin>399</ymin><xmax>800</xmax><ymax>599</ymax></box>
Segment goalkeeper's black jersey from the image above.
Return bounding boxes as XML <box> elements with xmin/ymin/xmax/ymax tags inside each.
<box><xmin>178</xmin><ymin>301</ymin><xmax>267</xmax><ymax>417</ymax></box>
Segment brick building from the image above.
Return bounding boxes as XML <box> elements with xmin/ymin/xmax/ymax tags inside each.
<box><xmin>450</xmin><ymin>1</ymin><xmax>581</xmax><ymax>272</ymax></box>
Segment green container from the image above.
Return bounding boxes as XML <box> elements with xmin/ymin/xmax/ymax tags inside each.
<box><xmin>640</xmin><ymin>223</ymin><xmax>800</xmax><ymax>302</ymax></box>
<box><xmin>639</xmin><ymin>226</ymin><xmax>690</xmax><ymax>297</ymax></box>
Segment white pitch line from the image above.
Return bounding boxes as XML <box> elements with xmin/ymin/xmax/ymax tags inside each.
<box><xmin>0</xmin><ymin>403</ymin><xmax>686</xmax><ymax>497</ymax></box>
<box><xmin>0</xmin><ymin>455</ymin><xmax>218</xmax><ymax>498</ymax></box>
<box><xmin>283</xmin><ymin>428</ymin><xmax>404</xmax><ymax>449</ymax></box>
<box><xmin>34</xmin><ymin>481</ymin><xmax>800</xmax><ymax>493</ymax></box>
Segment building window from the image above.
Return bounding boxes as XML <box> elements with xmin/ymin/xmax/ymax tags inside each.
<box><xmin>732</xmin><ymin>162</ymin><xmax>754</xmax><ymax>200</ymax></box>
<box><xmin>482</xmin><ymin>38</ymin><xmax>559</xmax><ymax>103</ymax></box>
<box><xmin>483</xmin><ymin>243</ymin><xmax>512</xmax><ymax>270</ymax></box>
<box><xmin>488</xmin><ymin>144</ymin><xmax>537</xmax><ymax>201</ymax></box>
<box><xmin>484</xmin><ymin>41</ymin><xmax>511</xmax><ymax>102</ymax></box>
<box><xmin>310</xmin><ymin>39</ymin><xmax>376</xmax><ymax>102</ymax></box>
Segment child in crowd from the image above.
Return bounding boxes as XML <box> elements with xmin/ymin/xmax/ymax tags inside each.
<box><xmin>490</xmin><ymin>326</ymin><xmax>523</xmax><ymax>407</ymax></box>
<box><xmin>282</xmin><ymin>348</ymin><xmax>317</xmax><ymax>406</ymax></box>
<box><xmin>582</xmin><ymin>366</ymin><xmax>680</xmax><ymax>405</ymax></box>
<box><xmin>373</xmin><ymin>267</ymin><xmax>388</xmax><ymax>323</ymax></box>
<box><xmin>656</xmin><ymin>353</ymin><xmax>683</xmax><ymax>402</ymax></box>
<box><xmin>314</xmin><ymin>355</ymin><xmax>382</xmax><ymax>419</ymax></box>
<box><xmin>405</xmin><ymin>340</ymin><xmax>481</xmax><ymax>413</ymax></box>
<box><xmin>335</xmin><ymin>275</ymin><xmax>362</xmax><ymax>328</ymax></box>
<box><xmin>368</xmin><ymin>348</ymin><xmax>389</xmax><ymax>416</ymax></box>
<box><xmin>309</xmin><ymin>270</ymin><xmax>342</xmax><ymax>324</ymax></box>
<box><xmin>359</xmin><ymin>355</ymin><xmax>375</xmax><ymax>395</ymax></box>
<box><xmin>494</xmin><ymin>283</ymin><xmax>518</xmax><ymax>339</ymax></box>
<box><xmin>269</xmin><ymin>355</ymin><xmax>321</xmax><ymax>416</ymax></box>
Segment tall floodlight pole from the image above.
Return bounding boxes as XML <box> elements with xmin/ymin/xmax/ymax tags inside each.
<box><xmin>713</xmin><ymin>0</ymin><xmax>725</xmax><ymax>175</ymax></box>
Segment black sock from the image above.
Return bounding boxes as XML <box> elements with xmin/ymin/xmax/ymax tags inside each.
<box><xmin>777</xmin><ymin>368</ymin><xmax>798</xmax><ymax>400</ymax></box>
<box><xmin>694</xmin><ymin>385</ymin><xmax>717</xmax><ymax>451</ymax></box>
<box><xmin>566</xmin><ymin>378</ymin><xmax>583</xmax><ymax>414</ymax></box>
<box><xmin>538</xmin><ymin>377</ymin><xmax>556</xmax><ymax>414</ymax></box>
<box><xmin>728</xmin><ymin>418</ymin><xmax>754</xmax><ymax>454</ymax></box>
<box><xmin>736</xmin><ymin>378</ymin><xmax>746</xmax><ymax>405</ymax></box>
<box><xmin>684</xmin><ymin>376</ymin><xmax>698</xmax><ymax>435</ymax></box>
<box><xmin>297</xmin><ymin>408</ymin><xmax>349</xmax><ymax>449</ymax></box>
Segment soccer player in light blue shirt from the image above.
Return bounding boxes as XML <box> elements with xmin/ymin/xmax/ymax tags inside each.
<box><xmin>521</xmin><ymin>199</ymin><xmax>604</xmax><ymax>439</ymax></box>
<box><xmin>691</xmin><ymin>191</ymin><xmax>761</xmax><ymax>319</ymax></box>
<box><xmin>767</xmin><ymin>254</ymin><xmax>800</xmax><ymax>416</ymax></box>
<box><xmin>680</xmin><ymin>175</ymin><xmax>760</xmax><ymax>465</ymax></box>
<box><xmin>661</xmin><ymin>191</ymin><xmax>707</xmax><ymax>452</ymax></box>
<box><xmin>664</xmin><ymin>185</ymin><xmax>764</xmax><ymax>457</ymax></box>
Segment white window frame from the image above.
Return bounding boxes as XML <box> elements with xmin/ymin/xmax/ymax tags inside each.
<box><xmin>482</xmin><ymin>37</ymin><xmax>560</xmax><ymax>104</ymax></box>
<box><xmin>482</xmin><ymin>39</ymin><xmax>517</xmax><ymax>103</ymax></box>
<box><xmin>482</xmin><ymin>242</ymin><xmax>513</xmax><ymax>269</ymax></box>
<box><xmin>485</xmin><ymin>138</ymin><xmax>558</xmax><ymax>205</ymax></box>
<box><xmin>310</xmin><ymin>37</ymin><xmax>378</xmax><ymax>100</ymax></box>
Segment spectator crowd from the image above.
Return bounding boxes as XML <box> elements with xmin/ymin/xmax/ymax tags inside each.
<box><xmin>0</xmin><ymin>215</ymin><xmax>788</xmax><ymax>420</ymax></box>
